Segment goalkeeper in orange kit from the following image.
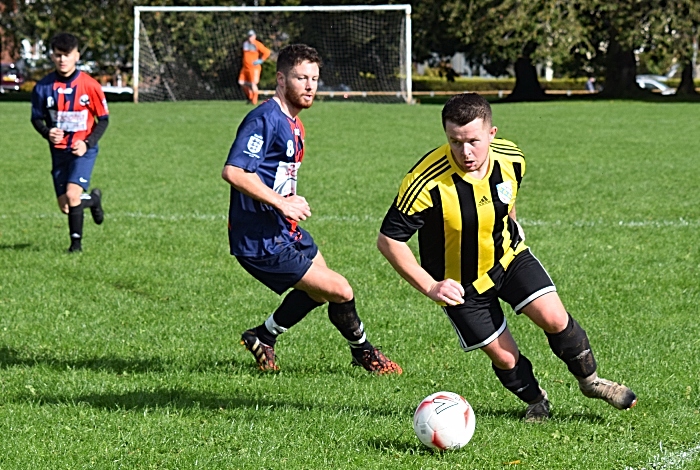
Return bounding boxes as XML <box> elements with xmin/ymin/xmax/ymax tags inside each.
<box><xmin>238</xmin><ymin>29</ymin><xmax>271</xmax><ymax>105</ymax></box>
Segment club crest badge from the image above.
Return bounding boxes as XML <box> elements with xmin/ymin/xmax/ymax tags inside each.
<box><xmin>79</xmin><ymin>94</ymin><xmax>90</xmax><ymax>106</ymax></box>
<box><xmin>496</xmin><ymin>181</ymin><xmax>513</xmax><ymax>204</ymax></box>
<box><xmin>247</xmin><ymin>134</ymin><xmax>264</xmax><ymax>155</ymax></box>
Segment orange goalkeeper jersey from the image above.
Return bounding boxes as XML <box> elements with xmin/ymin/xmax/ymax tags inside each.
<box><xmin>242</xmin><ymin>39</ymin><xmax>271</xmax><ymax>69</ymax></box>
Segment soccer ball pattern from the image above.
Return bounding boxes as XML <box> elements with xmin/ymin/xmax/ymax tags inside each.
<box><xmin>413</xmin><ymin>391</ymin><xmax>476</xmax><ymax>450</ymax></box>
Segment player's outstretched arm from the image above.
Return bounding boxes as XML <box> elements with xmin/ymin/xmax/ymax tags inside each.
<box><xmin>377</xmin><ymin>233</ymin><xmax>464</xmax><ymax>305</ymax></box>
<box><xmin>222</xmin><ymin>164</ymin><xmax>311</xmax><ymax>221</ymax></box>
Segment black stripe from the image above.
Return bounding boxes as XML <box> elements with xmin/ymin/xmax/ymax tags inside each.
<box><xmin>418</xmin><ymin>186</ymin><xmax>446</xmax><ymax>281</ymax></box>
<box><xmin>398</xmin><ymin>156</ymin><xmax>447</xmax><ymax>210</ymax></box>
<box><xmin>402</xmin><ymin>161</ymin><xmax>451</xmax><ymax>214</ymax></box>
<box><xmin>491</xmin><ymin>141</ymin><xmax>520</xmax><ymax>150</ymax></box>
<box><xmin>407</xmin><ymin>147</ymin><xmax>438</xmax><ymax>174</ymax></box>
<box><xmin>455</xmin><ymin>176</ymin><xmax>479</xmax><ymax>283</ymax></box>
<box><xmin>491</xmin><ymin>148</ymin><xmax>524</xmax><ymax>158</ymax></box>
<box><xmin>513</xmin><ymin>162</ymin><xmax>523</xmax><ymax>186</ymax></box>
<box><xmin>489</xmin><ymin>160</ymin><xmax>507</xmax><ymax>263</ymax></box>
<box><xmin>398</xmin><ymin>158</ymin><xmax>450</xmax><ymax>213</ymax></box>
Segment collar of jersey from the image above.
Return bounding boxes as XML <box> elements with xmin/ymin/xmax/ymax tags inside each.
<box><xmin>54</xmin><ymin>69</ymin><xmax>80</xmax><ymax>84</ymax></box>
<box><xmin>445</xmin><ymin>144</ymin><xmax>494</xmax><ymax>184</ymax></box>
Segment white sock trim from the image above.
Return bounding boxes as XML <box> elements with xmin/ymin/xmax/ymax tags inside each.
<box><xmin>264</xmin><ymin>315</ymin><xmax>288</xmax><ymax>336</ymax></box>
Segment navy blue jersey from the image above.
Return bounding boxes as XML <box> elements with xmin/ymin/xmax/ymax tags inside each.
<box><xmin>225</xmin><ymin>99</ymin><xmax>306</xmax><ymax>257</ymax></box>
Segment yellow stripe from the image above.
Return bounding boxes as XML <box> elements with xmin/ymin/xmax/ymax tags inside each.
<box><xmin>473</xmin><ymin>181</ymin><xmax>495</xmax><ymax>278</ymax></box>
<box><xmin>473</xmin><ymin>274</ymin><xmax>495</xmax><ymax>294</ymax></box>
<box><xmin>439</xmin><ymin>182</ymin><xmax>462</xmax><ymax>283</ymax></box>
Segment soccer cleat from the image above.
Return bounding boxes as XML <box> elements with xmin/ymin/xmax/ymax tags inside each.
<box><xmin>67</xmin><ymin>242</ymin><xmax>82</xmax><ymax>253</ymax></box>
<box><xmin>351</xmin><ymin>347</ymin><xmax>402</xmax><ymax>375</ymax></box>
<box><xmin>578</xmin><ymin>374</ymin><xmax>637</xmax><ymax>410</ymax></box>
<box><xmin>89</xmin><ymin>188</ymin><xmax>104</xmax><ymax>225</ymax></box>
<box><xmin>240</xmin><ymin>329</ymin><xmax>278</xmax><ymax>371</ymax></box>
<box><xmin>525</xmin><ymin>389</ymin><xmax>550</xmax><ymax>423</ymax></box>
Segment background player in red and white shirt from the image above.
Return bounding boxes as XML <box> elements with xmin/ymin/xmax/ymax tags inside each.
<box><xmin>31</xmin><ymin>33</ymin><xmax>109</xmax><ymax>253</ymax></box>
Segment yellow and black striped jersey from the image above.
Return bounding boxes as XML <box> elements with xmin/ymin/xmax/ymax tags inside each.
<box><xmin>380</xmin><ymin>138</ymin><xmax>529</xmax><ymax>294</ymax></box>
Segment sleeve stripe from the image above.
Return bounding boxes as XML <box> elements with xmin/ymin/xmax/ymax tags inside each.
<box><xmin>397</xmin><ymin>157</ymin><xmax>451</xmax><ymax>213</ymax></box>
<box><xmin>406</xmin><ymin>147</ymin><xmax>438</xmax><ymax>174</ymax></box>
<box><xmin>491</xmin><ymin>145</ymin><xmax>524</xmax><ymax>156</ymax></box>
<box><xmin>398</xmin><ymin>156</ymin><xmax>448</xmax><ymax>210</ymax></box>
<box><xmin>491</xmin><ymin>148</ymin><xmax>524</xmax><ymax>158</ymax></box>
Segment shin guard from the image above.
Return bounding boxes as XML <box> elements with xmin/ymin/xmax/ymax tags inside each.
<box><xmin>328</xmin><ymin>298</ymin><xmax>368</xmax><ymax>349</ymax></box>
<box><xmin>545</xmin><ymin>313</ymin><xmax>597</xmax><ymax>378</ymax></box>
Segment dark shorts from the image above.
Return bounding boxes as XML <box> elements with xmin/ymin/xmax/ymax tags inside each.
<box><xmin>235</xmin><ymin>227</ymin><xmax>318</xmax><ymax>295</ymax></box>
<box><xmin>51</xmin><ymin>146</ymin><xmax>98</xmax><ymax>197</ymax></box>
<box><xmin>443</xmin><ymin>248</ymin><xmax>556</xmax><ymax>352</ymax></box>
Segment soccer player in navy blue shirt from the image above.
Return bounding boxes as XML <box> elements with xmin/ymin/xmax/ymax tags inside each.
<box><xmin>222</xmin><ymin>44</ymin><xmax>401</xmax><ymax>375</ymax></box>
<box><xmin>31</xmin><ymin>33</ymin><xmax>108</xmax><ymax>253</ymax></box>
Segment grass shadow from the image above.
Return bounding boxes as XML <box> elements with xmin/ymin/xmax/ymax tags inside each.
<box><xmin>0</xmin><ymin>346</ymin><xmax>170</xmax><ymax>373</ymax></box>
<box><xmin>0</xmin><ymin>243</ymin><xmax>34</xmax><ymax>251</ymax></box>
<box><xmin>23</xmin><ymin>386</ymin><xmax>406</xmax><ymax>419</ymax></box>
<box><xmin>477</xmin><ymin>405</ymin><xmax>605</xmax><ymax>424</ymax></box>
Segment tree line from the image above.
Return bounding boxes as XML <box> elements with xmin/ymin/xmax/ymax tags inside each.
<box><xmin>1</xmin><ymin>0</ymin><xmax>698</xmax><ymax>99</ymax></box>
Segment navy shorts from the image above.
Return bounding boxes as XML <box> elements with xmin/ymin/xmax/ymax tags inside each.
<box><xmin>236</xmin><ymin>227</ymin><xmax>318</xmax><ymax>295</ymax></box>
<box><xmin>51</xmin><ymin>146</ymin><xmax>98</xmax><ymax>197</ymax></box>
<box><xmin>443</xmin><ymin>249</ymin><xmax>557</xmax><ymax>352</ymax></box>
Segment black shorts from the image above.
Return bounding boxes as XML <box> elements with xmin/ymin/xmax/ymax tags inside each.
<box><xmin>443</xmin><ymin>249</ymin><xmax>556</xmax><ymax>352</ymax></box>
<box><xmin>235</xmin><ymin>227</ymin><xmax>318</xmax><ymax>295</ymax></box>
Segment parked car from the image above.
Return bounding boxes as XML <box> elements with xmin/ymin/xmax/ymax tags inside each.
<box><xmin>1</xmin><ymin>63</ymin><xmax>25</xmax><ymax>92</ymax></box>
<box><xmin>636</xmin><ymin>75</ymin><xmax>676</xmax><ymax>95</ymax></box>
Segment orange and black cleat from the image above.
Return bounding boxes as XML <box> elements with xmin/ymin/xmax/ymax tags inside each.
<box><xmin>351</xmin><ymin>347</ymin><xmax>402</xmax><ymax>375</ymax></box>
<box><xmin>240</xmin><ymin>329</ymin><xmax>279</xmax><ymax>371</ymax></box>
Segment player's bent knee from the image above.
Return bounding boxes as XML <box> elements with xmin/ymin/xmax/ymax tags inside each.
<box><xmin>322</xmin><ymin>280</ymin><xmax>353</xmax><ymax>304</ymax></box>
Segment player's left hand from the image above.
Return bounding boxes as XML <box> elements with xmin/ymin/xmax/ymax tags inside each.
<box><xmin>72</xmin><ymin>140</ymin><xmax>87</xmax><ymax>157</ymax></box>
<box><xmin>427</xmin><ymin>279</ymin><xmax>465</xmax><ymax>306</ymax></box>
<box><xmin>253</xmin><ymin>59</ymin><xmax>264</xmax><ymax>65</ymax></box>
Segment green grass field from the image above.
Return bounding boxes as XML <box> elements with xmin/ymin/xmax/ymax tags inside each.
<box><xmin>0</xmin><ymin>98</ymin><xmax>698</xmax><ymax>469</ymax></box>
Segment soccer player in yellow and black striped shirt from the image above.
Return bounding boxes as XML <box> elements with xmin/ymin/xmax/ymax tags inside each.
<box><xmin>378</xmin><ymin>93</ymin><xmax>636</xmax><ymax>421</ymax></box>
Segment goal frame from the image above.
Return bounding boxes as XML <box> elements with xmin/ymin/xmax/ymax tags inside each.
<box><xmin>132</xmin><ymin>4</ymin><xmax>412</xmax><ymax>103</ymax></box>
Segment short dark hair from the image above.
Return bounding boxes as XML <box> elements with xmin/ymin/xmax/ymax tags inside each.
<box><xmin>276</xmin><ymin>44</ymin><xmax>322</xmax><ymax>75</ymax></box>
<box><xmin>441</xmin><ymin>93</ymin><xmax>492</xmax><ymax>129</ymax></box>
<box><xmin>50</xmin><ymin>33</ymin><xmax>79</xmax><ymax>54</ymax></box>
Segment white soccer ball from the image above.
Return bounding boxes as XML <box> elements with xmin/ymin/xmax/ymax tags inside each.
<box><xmin>413</xmin><ymin>391</ymin><xmax>476</xmax><ymax>451</ymax></box>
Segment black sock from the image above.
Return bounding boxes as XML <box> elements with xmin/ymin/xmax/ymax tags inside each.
<box><xmin>80</xmin><ymin>192</ymin><xmax>96</xmax><ymax>208</ymax></box>
<box><xmin>68</xmin><ymin>204</ymin><xmax>84</xmax><ymax>247</ymax></box>
<box><xmin>492</xmin><ymin>354</ymin><xmax>543</xmax><ymax>403</ymax></box>
<box><xmin>545</xmin><ymin>313</ymin><xmax>597</xmax><ymax>378</ymax></box>
<box><xmin>328</xmin><ymin>298</ymin><xmax>372</xmax><ymax>352</ymax></box>
<box><xmin>254</xmin><ymin>290</ymin><xmax>324</xmax><ymax>347</ymax></box>
<box><xmin>253</xmin><ymin>324</ymin><xmax>277</xmax><ymax>347</ymax></box>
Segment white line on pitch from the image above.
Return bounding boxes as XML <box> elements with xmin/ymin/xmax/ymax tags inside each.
<box><xmin>625</xmin><ymin>443</ymin><xmax>700</xmax><ymax>470</ymax></box>
<box><xmin>1</xmin><ymin>213</ymin><xmax>698</xmax><ymax>228</ymax></box>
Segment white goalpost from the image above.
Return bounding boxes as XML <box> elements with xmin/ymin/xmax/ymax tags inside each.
<box><xmin>133</xmin><ymin>5</ymin><xmax>412</xmax><ymax>103</ymax></box>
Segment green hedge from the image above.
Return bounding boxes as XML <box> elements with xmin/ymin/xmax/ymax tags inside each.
<box><xmin>413</xmin><ymin>76</ymin><xmax>700</xmax><ymax>92</ymax></box>
<box><xmin>412</xmin><ymin>76</ymin><xmax>593</xmax><ymax>92</ymax></box>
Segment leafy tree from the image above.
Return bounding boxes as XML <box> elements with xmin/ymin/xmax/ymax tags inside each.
<box><xmin>1</xmin><ymin>0</ymin><xmax>135</xmax><ymax>73</ymax></box>
<box><xmin>442</xmin><ymin>0</ymin><xmax>590</xmax><ymax>100</ymax></box>
<box><xmin>645</xmin><ymin>0</ymin><xmax>699</xmax><ymax>95</ymax></box>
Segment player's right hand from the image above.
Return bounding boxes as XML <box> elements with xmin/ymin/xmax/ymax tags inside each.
<box><xmin>253</xmin><ymin>59</ymin><xmax>264</xmax><ymax>65</ymax></box>
<box><xmin>278</xmin><ymin>195</ymin><xmax>311</xmax><ymax>221</ymax></box>
<box><xmin>427</xmin><ymin>279</ymin><xmax>465</xmax><ymax>305</ymax></box>
<box><xmin>48</xmin><ymin>128</ymin><xmax>64</xmax><ymax>144</ymax></box>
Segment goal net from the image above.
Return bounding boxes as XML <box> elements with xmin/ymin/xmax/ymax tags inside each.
<box><xmin>133</xmin><ymin>5</ymin><xmax>412</xmax><ymax>103</ymax></box>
